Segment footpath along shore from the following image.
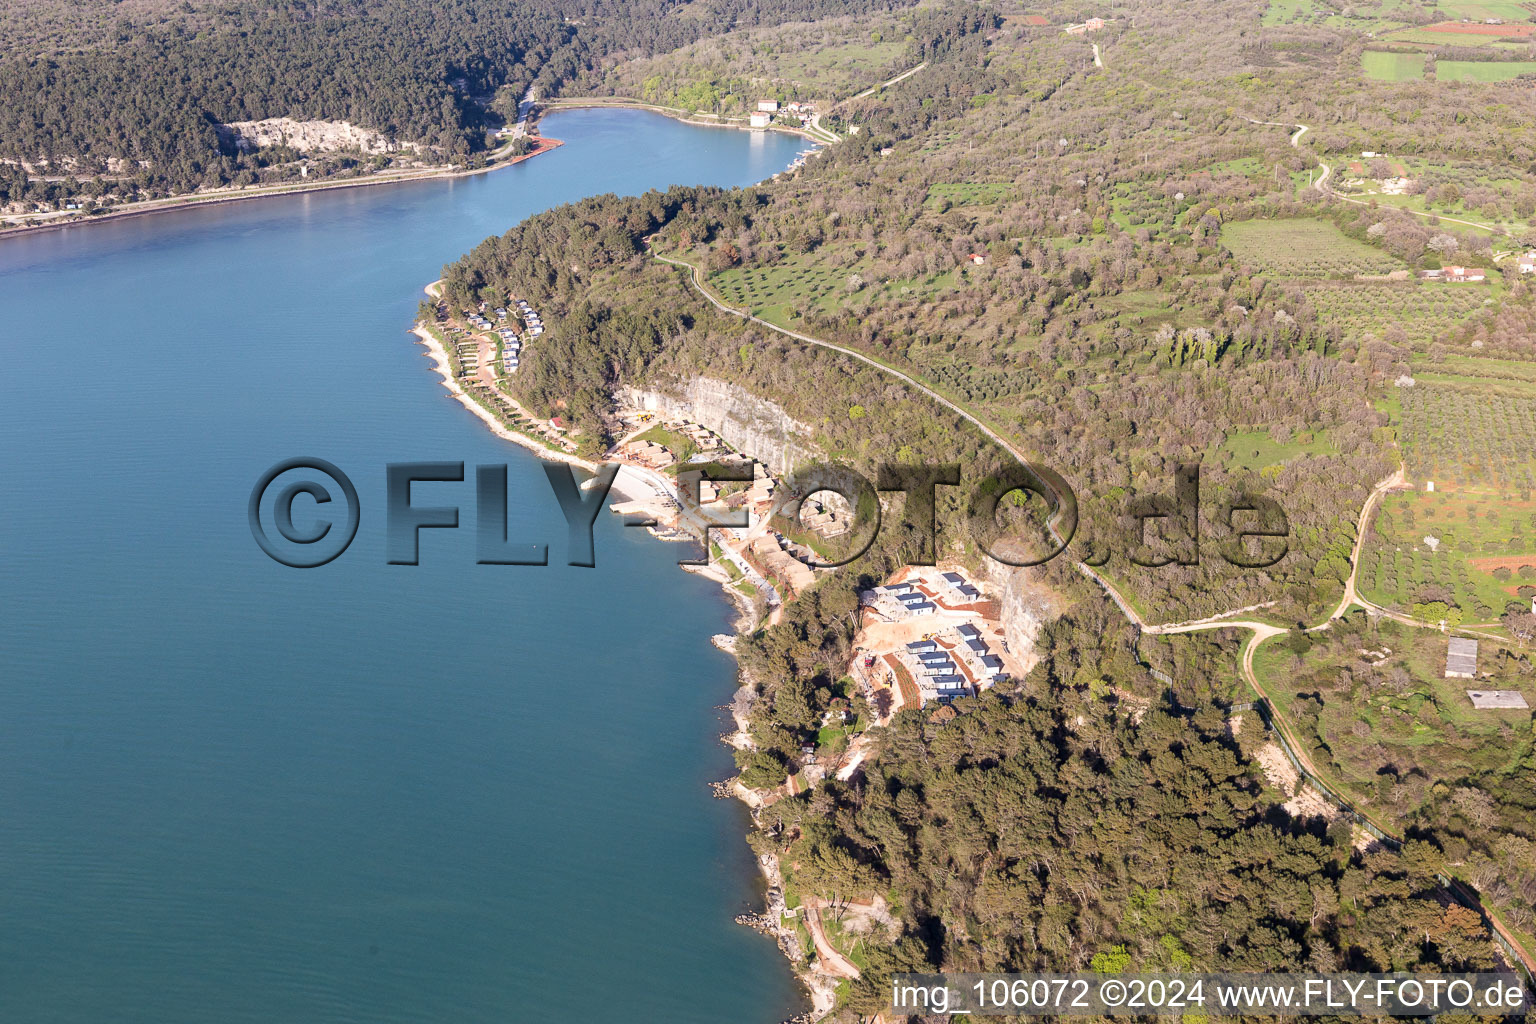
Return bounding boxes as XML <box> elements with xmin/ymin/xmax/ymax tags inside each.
<box><xmin>0</xmin><ymin>92</ymin><xmax>820</xmax><ymax>240</ymax></box>
<box><xmin>413</xmin><ymin>280</ymin><xmax>834</xmax><ymax>1020</ymax></box>
<box><xmin>0</xmin><ymin>136</ymin><xmax>564</xmax><ymax>240</ymax></box>
<box><xmin>540</xmin><ymin>96</ymin><xmax>835</xmax><ymax>144</ymax></box>
<box><xmin>2</xmin><ymin>77</ymin><xmax>869</xmax><ymax>241</ymax></box>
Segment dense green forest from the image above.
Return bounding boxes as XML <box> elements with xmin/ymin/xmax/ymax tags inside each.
<box><xmin>0</xmin><ymin>0</ymin><xmax>907</xmax><ymax>204</ymax></box>
<box><xmin>439</xmin><ymin>1</ymin><xmax>1400</xmax><ymax>629</ymax></box>
<box><xmin>434</xmin><ymin>1</ymin><xmax>1536</xmax><ymax>1011</ymax></box>
<box><xmin>756</xmin><ymin>592</ymin><xmax>1506</xmax><ymax>1015</ymax></box>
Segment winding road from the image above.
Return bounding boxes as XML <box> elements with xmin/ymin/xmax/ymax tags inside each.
<box><xmin>1324</xmin><ymin>466</ymin><xmax>1408</xmax><ymax>623</ymax></box>
<box><xmin>651</xmin><ymin>251</ymin><xmax>1148</xmax><ymax>629</ymax></box>
<box><xmin>653</xmin><ymin>245</ymin><xmax>1536</xmax><ymax>982</ymax></box>
<box><xmin>649</xmin><ymin>104</ymin><xmax>1536</xmax><ymax>983</ymax></box>
<box><xmin>1244</xmin><ymin>115</ymin><xmax>1503</xmax><ymax>233</ymax></box>
<box><xmin>802</xmin><ymin>899</ymin><xmax>862</xmax><ymax>980</ymax></box>
<box><xmin>844</xmin><ymin>62</ymin><xmax>928</xmax><ymax>104</ymax></box>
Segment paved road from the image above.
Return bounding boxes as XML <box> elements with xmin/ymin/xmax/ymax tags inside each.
<box><xmin>807</xmin><ymin>112</ymin><xmax>839</xmax><ymax>143</ymax></box>
<box><xmin>512</xmin><ymin>87</ymin><xmax>536</xmax><ymax>139</ymax></box>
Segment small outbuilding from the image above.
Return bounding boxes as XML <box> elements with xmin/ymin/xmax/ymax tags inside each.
<box><xmin>1445</xmin><ymin>637</ymin><xmax>1478</xmax><ymax>679</ymax></box>
<box><xmin>1466</xmin><ymin>690</ymin><xmax>1529</xmax><ymax>710</ymax></box>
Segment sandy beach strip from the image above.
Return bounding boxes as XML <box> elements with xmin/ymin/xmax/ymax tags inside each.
<box><xmin>412</xmin><ymin>286</ymin><xmax>662</xmax><ymax>506</ymax></box>
<box><xmin>411</xmin><ymin>322</ymin><xmax>594</xmax><ymax>472</ymax></box>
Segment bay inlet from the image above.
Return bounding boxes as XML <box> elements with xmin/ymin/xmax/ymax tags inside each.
<box><xmin>0</xmin><ymin>110</ymin><xmax>808</xmax><ymax>1023</ymax></box>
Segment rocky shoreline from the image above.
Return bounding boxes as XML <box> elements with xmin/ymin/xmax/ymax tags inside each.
<box><xmin>412</xmin><ymin>288</ymin><xmax>832</xmax><ymax>1020</ymax></box>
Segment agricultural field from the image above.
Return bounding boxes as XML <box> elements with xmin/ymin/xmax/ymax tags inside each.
<box><xmin>711</xmin><ymin>255</ymin><xmax>849</xmax><ymax>324</ymax></box>
<box><xmin>1206</xmin><ymin>157</ymin><xmax>1263</xmax><ymax>174</ymax></box>
<box><xmin>1221</xmin><ymin>218</ymin><xmax>1405</xmax><ymax>277</ymax></box>
<box><xmin>1262</xmin><ymin>0</ymin><xmax>1329</xmax><ymax>25</ymax></box>
<box><xmin>1436</xmin><ymin>59</ymin><xmax>1536</xmax><ymax>81</ymax></box>
<box><xmin>915</xmin><ymin>128</ymin><xmax>962</xmax><ymax>154</ymax></box>
<box><xmin>1251</xmin><ymin>621</ymin><xmax>1534</xmax><ymax>823</ymax></box>
<box><xmin>1397</xmin><ymin>378</ymin><xmax>1536</xmax><ymax>490</ymax></box>
<box><xmin>1423</xmin><ymin>20</ymin><xmax>1536</xmax><ymax>35</ymax></box>
<box><xmin>1362</xmin><ymin>192</ymin><xmax>1532</xmax><ymax>235</ymax></box>
<box><xmin>1362</xmin><ymin>50</ymin><xmax>1426</xmax><ymax>80</ymax></box>
<box><xmin>1196</xmin><ymin>158</ymin><xmax>1318</xmax><ymax>197</ymax></box>
<box><xmin>1347</xmin><ymin>155</ymin><xmax>1536</xmax><ymax>234</ymax></box>
<box><xmin>1108</xmin><ymin>181</ymin><xmax>1197</xmax><ymax>237</ymax></box>
<box><xmin>1360</xmin><ymin>489</ymin><xmax>1536</xmax><ymax>619</ymax></box>
<box><xmin>1301</xmin><ymin>281</ymin><xmax>1494</xmax><ymax>346</ymax></box>
<box><xmin>1384</xmin><ymin>24</ymin><xmax>1534</xmax><ymax>46</ymax></box>
<box><xmin>920</xmin><ymin>360</ymin><xmax>1038</xmax><ymax>404</ymax></box>
<box><xmin>1262</xmin><ymin>0</ymin><xmax>1421</xmax><ymax>31</ymax></box>
<box><xmin>1359</xmin><ymin>373</ymin><xmax>1536</xmax><ymax>618</ymax></box>
<box><xmin>1431</xmin><ymin>0</ymin><xmax>1536</xmax><ymax>19</ymax></box>
<box><xmin>924</xmin><ymin>182</ymin><xmax>1013</xmax><ymax>209</ymax></box>
<box><xmin>709</xmin><ymin>250</ymin><xmax>953</xmax><ymax>330</ymax></box>
<box><xmin>1418</xmin><ymin>353</ymin><xmax>1536</xmax><ymax>385</ymax></box>
<box><xmin>760</xmin><ymin>37</ymin><xmax>907</xmax><ymax>88</ymax></box>
<box><xmin>598</xmin><ymin>14</ymin><xmax>909</xmax><ymax>111</ymax></box>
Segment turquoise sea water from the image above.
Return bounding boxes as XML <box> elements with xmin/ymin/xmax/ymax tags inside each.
<box><xmin>0</xmin><ymin>110</ymin><xmax>807</xmax><ymax>1023</ymax></box>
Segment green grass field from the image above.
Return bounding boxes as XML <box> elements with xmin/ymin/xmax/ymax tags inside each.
<box><xmin>1385</xmin><ymin>26</ymin><xmax>1530</xmax><ymax>47</ymax></box>
<box><xmin>710</xmin><ymin>250</ymin><xmax>954</xmax><ymax>330</ymax></box>
<box><xmin>1264</xmin><ymin>0</ymin><xmax>1422</xmax><ymax>31</ymax></box>
<box><xmin>1211</xmin><ymin>428</ymin><xmax>1334</xmax><ymax>471</ymax></box>
<box><xmin>1362</xmin><ymin>50</ymin><xmax>1426</xmax><ymax>80</ymax></box>
<box><xmin>1436</xmin><ymin>59</ymin><xmax>1536</xmax><ymax>81</ymax></box>
<box><xmin>924</xmin><ymin>182</ymin><xmax>1013</xmax><ymax>208</ymax></box>
<box><xmin>1197</xmin><ymin>158</ymin><xmax>1317</xmax><ymax>196</ymax></box>
<box><xmin>631</xmin><ymin>422</ymin><xmax>699</xmax><ymax>461</ymax></box>
<box><xmin>1221</xmin><ymin>218</ymin><xmax>1405</xmax><ymax>278</ymax></box>
<box><xmin>1261</xmin><ymin>0</ymin><xmax>1320</xmax><ymax>24</ymax></box>
<box><xmin>1430</xmin><ymin>0</ymin><xmax>1534</xmax><ymax>21</ymax></box>
<box><xmin>1206</xmin><ymin>157</ymin><xmax>1262</xmax><ymax>175</ymax></box>
<box><xmin>1252</xmin><ymin>624</ymin><xmax>1532</xmax><ymax>821</ymax></box>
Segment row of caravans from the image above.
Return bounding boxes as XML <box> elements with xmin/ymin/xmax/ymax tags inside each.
<box><xmin>473</xmin><ymin>297</ymin><xmax>545</xmax><ymax>375</ymax></box>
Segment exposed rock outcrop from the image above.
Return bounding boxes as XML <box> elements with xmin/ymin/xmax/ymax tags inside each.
<box><xmin>986</xmin><ymin>560</ymin><xmax>1064</xmax><ymax>677</ymax></box>
<box><xmin>620</xmin><ymin>378</ymin><xmax>813</xmax><ymax>475</ymax></box>
<box><xmin>217</xmin><ymin>118</ymin><xmax>424</xmax><ymax>156</ymax></box>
